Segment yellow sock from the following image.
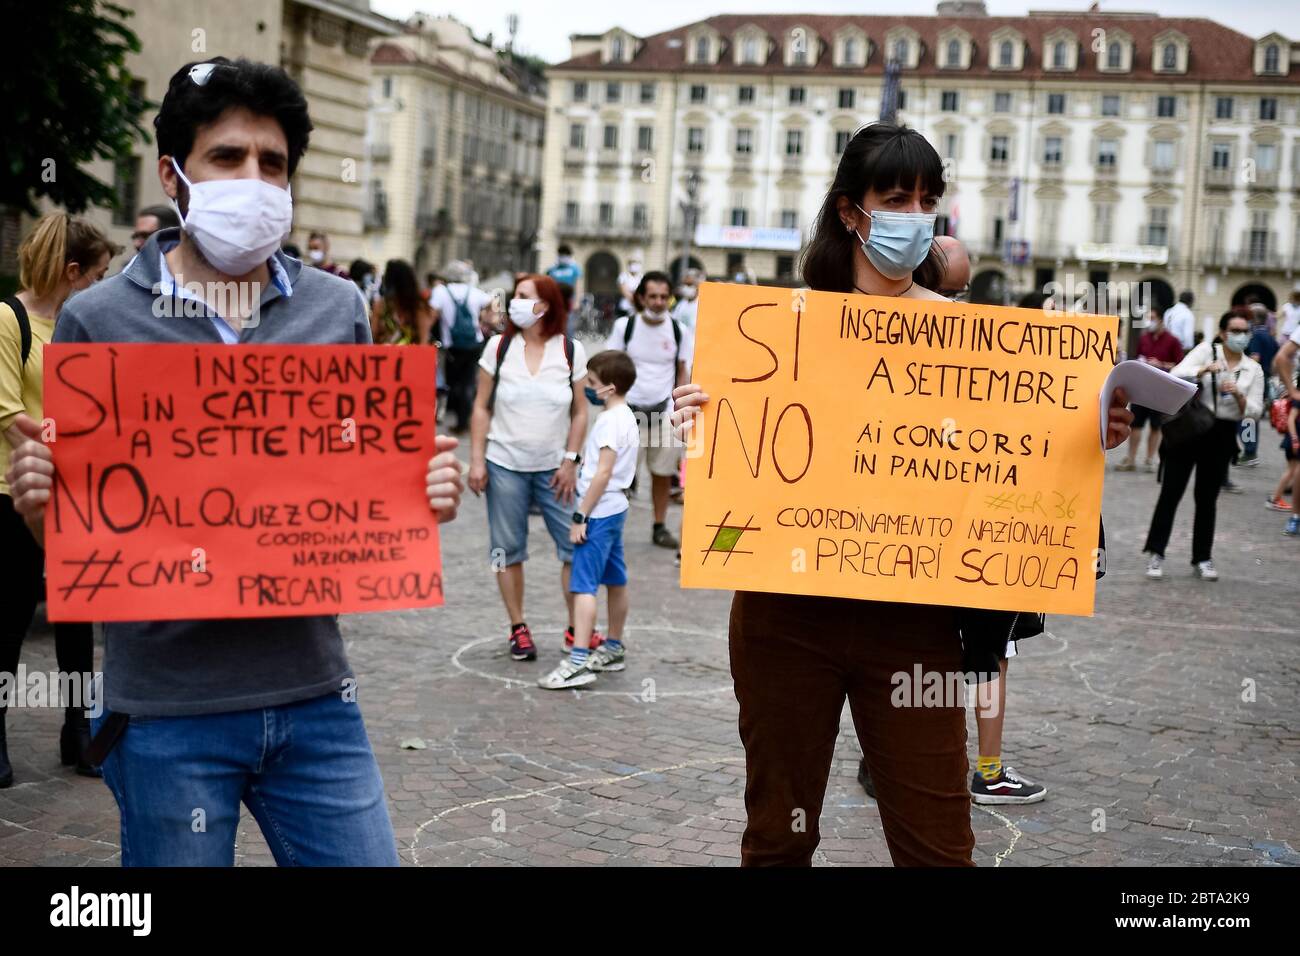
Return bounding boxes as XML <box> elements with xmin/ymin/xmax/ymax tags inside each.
<box><xmin>977</xmin><ymin>755</ymin><xmax>1002</xmax><ymax>781</ymax></box>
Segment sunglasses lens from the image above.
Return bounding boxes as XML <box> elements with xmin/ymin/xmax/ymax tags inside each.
<box><xmin>189</xmin><ymin>63</ymin><xmax>217</xmax><ymax>86</ymax></box>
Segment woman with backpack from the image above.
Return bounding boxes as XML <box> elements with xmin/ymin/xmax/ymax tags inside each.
<box><xmin>431</xmin><ymin>260</ymin><xmax>494</xmax><ymax>434</ymax></box>
<box><xmin>1</xmin><ymin>213</ymin><xmax>116</xmax><ymax>787</ymax></box>
<box><xmin>468</xmin><ymin>274</ymin><xmax>590</xmax><ymax>663</ymax></box>
<box><xmin>1142</xmin><ymin>310</ymin><xmax>1265</xmax><ymax>581</ymax></box>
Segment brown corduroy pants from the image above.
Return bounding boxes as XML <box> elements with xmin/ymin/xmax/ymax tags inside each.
<box><xmin>729</xmin><ymin>590</ymin><xmax>975</xmax><ymax>867</ymax></box>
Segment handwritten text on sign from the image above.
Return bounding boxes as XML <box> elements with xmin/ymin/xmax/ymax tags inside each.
<box><xmin>680</xmin><ymin>284</ymin><xmax>1116</xmax><ymax>616</ymax></box>
<box><xmin>43</xmin><ymin>344</ymin><xmax>442</xmax><ymax>621</ymax></box>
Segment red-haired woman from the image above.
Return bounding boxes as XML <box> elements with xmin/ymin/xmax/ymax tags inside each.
<box><xmin>469</xmin><ymin>274</ymin><xmax>590</xmax><ymax>662</ymax></box>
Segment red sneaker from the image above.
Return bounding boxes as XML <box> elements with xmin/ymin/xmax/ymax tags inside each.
<box><xmin>509</xmin><ymin>623</ymin><xmax>536</xmax><ymax>661</ymax></box>
<box><xmin>563</xmin><ymin>626</ymin><xmax>604</xmax><ymax>655</ymax></box>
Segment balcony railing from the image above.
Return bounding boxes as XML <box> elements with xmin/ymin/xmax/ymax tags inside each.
<box><xmin>1094</xmin><ymin>162</ymin><xmax>1118</xmax><ymax>181</ymax></box>
<box><xmin>1150</xmin><ymin>165</ymin><xmax>1176</xmax><ymax>184</ymax></box>
<box><xmin>563</xmin><ymin>147</ymin><xmax>587</xmax><ymax>167</ymax></box>
<box><xmin>1247</xmin><ymin>168</ymin><xmax>1279</xmax><ymax>190</ymax></box>
<box><xmin>1204</xmin><ymin>166</ymin><xmax>1235</xmax><ymax>189</ymax></box>
<box><xmin>555</xmin><ymin>216</ymin><xmax>653</xmax><ymax>241</ymax></box>
<box><xmin>781</xmin><ymin>153</ymin><xmax>803</xmax><ymax>171</ymax></box>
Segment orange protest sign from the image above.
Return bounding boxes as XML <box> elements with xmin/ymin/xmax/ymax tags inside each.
<box><xmin>680</xmin><ymin>283</ymin><xmax>1117</xmax><ymax>616</ymax></box>
<box><xmin>42</xmin><ymin>344</ymin><xmax>443</xmax><ymax>622</ymax></box>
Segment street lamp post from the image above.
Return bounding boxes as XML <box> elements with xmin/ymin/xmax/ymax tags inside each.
<box><xmin>678</xmin><ymin>169</ymin><xmax>701</xmax><ymax>285</ymax></box>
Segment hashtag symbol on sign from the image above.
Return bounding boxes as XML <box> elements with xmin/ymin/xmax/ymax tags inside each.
<box><xmin>58</xmin><ymin>549</ymin><xmax>124</xmax><ymax>602</ymax></box>
<box><xmin>701</xmin><ymin>511</ymin><xmax>760</xmax><ymax>566</ymax></box>
<box><xmin>984</xmin><ymin>493</ymin><xmax>1017</xmax><ymax>511</ymax></box>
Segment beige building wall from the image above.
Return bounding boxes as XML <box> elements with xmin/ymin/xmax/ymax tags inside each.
<box><xmin>364</xmin><ymin>18</ymin><xmax>546</xmax><ymax>281</ymax></box>
<box><xmin>33</xmin><ymin>0</ymin><xmax>391</xmax><ymax>271</ymax></box>
<box><xmin>542</xmin><ymin>16</ymin><xmax>1300</xmax><ymax>324</ymax></box>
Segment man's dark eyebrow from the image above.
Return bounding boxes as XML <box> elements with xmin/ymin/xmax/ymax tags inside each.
<box><xmin>205</xmin><ymin>143</ymin><xmax>248</xmax><ymax>161</ymax></box>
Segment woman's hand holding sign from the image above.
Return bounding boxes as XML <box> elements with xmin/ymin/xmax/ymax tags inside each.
<box><xmin>426</xmin><ymin>434</ymin><xmax>465</xmax><ymax>522</ymax></box>
<box><xmin>671</xmin><ymin>383</ymin><xmax>709</xmax><ymax>445</ymax></box>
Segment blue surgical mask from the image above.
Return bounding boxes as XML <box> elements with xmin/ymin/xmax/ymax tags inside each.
<box><xmin>854</xmin><ymin>204</ymin><xmax>936</xmax><ymax>280</ymax></box>
<box><xmin>1225</xmin><ymin>331</ymin><xmax>1251</xmax><ymax>353</ymax></box>
<box><xmin>584</xmin><ymin>386</ymin><xmax>606</xmax><ymax>406</ymax></box>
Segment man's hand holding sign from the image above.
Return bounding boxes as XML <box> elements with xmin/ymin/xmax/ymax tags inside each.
<box><xmin>675</xmin><ymin>282</ymin><xmax>1136</xmax><ymax>616</ymax></box>
<box><xmin>5</xmin><ymin>344</ymin><xmax>464</xmax><ymax>620</ymax></box>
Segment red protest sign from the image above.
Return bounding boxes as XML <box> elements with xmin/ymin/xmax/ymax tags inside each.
<box><xmin>42</xmin><ymin>344</ymin><xmax>443</xmax><ymax>622</ymax></box>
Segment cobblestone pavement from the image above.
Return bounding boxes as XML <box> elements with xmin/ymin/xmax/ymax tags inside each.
<box><xmin>2</xmin><ymin>438</ymin><xmax>1297</xmax><ymax>867</ymax></box>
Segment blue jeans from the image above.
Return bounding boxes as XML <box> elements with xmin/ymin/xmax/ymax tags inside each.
<box><xmin>94</xmin><ymin>692</ymin><xmax>398</xmax><ymax>866</ymax></box>
<box><xmin>485</xmin><ymin>459</ymin><xmax>574</xmax><ymax>565</ymax></box>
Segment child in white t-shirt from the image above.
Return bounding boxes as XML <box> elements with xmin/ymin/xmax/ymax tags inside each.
<box><xmin>539</xmin><ymin>350</ymin><xmax>640</xmax><ymax>689</ymax></box>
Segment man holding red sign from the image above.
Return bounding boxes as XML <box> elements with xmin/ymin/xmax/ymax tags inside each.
<box><xmin>5</xmin><ymin>58</ymin><xmax>463</xmax><ymax>866</ymax></box>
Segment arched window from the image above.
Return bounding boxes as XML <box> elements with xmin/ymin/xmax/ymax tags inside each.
<box><xmin>1052</xmin><ymin>41</ymin><xmax>1067</xmax><ymax>68</ymax></box>
<box><xmin>843</xmin><ymin>37</ymin><xmax>857</xmax><ymax>63</ymax></box>
<box><xmin>611</xmin><ymin>36</ymin><xmax>624</xmax><ymax>61</ymax></box>
<box><xmin>742</xmin><ymin>37</ymin><xmax>758</xmax><ymax>63</ymax></box>
<box><xmin>695</xmin><ymin>36</ymin><xmax>710</xmax><ymax>63</ymax></box>
<box><xmin>947</xmin><ymin>38</ymin><xmax>961</xmax><ymax>66</ymax></box>
<box><xmin>1162</xmin><ymin>43</ymin><xmax>1177</xmax><ymax>70</ymax></box>
<box><xmin>1107</xmin><ymin>41</ymin><xmax>1121</xmax><ymax>69</ymax></box>
<box><xmin>999</xmin><ymin>40</ymin><xmax>1013</xmax><ymax>67</ymax></box>
<box><xmin>894</xmin><ymin>38</ymin><xmax>908</xmax><ymax>63</ymax></box>
<box><xmin>1264</xmin><ymin>43</ymin><xmax>1280</xmax><ymax>73</ymax></box>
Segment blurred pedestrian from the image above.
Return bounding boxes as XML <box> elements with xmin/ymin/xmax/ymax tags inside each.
<box><xmin>1118</xmin><ymin>306</ymin><xmax>1183</xmax><ymax>472</ymax></box>
<box><xmin>1</xmin><ymin>212</ymin><xmax>116</xmax><ymax>787</ymax></box>
<box><xmin>431</xmin><ymin>260</ymin><xmax>493</xmax><ymax>434</ymax></box>
<box><xmin>371</xmin><ymin>259</ymin><xmax>436</xmax><ymax>345</ymax></box>
<box><xmin>131</xmin><ymin>204</ymin><xmax>180</xmax><ymax>252</ymax></box>
<box><xmin>1144</xmin><ymin>312</ymin><xmax>1264</xmax><ymax>580</ymax></box>
<box><xmin>1163</xmin><ymin>290</ymin><xmax>1196</xmax><ymax>351</ymax></box>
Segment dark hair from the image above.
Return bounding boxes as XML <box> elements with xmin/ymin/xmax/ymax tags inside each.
<box><xmin>155</xmin><ymin>57</ymin><xmax>313</xmax><ymax>175</ymax></box>
<box><xmin>1179</xmin><ymin>290</ymin><xmax>1194</xmax><ymax>306</ymax></box>
<box><xmin>587</xmin><ymin>349</ymin><xmax>637</xmax><ymax>396</ymax></box>
<box><xmin>383</xmin><ymin>259</ymin><xmax>424</xmax><ymax>332</ymax></box>
<box><xmin>635</xmin><ymin>270</ymin><xmax>673</xmax><ymax>300</ymax></box>
<box><xmin>802</xmin><ymin>124</ymin><xmax>947</xmax><ymax>294</ymax></box>
<box><xmin>281</xmin><ymin>243</ymin><xmax>301</xmax><ymax>259</ymax></box>
<box><xmin>1220</xmin><ymin>309</ymin><xmax>1250</xmax><ymax>332</ymax></box>
<box><xmin>136</xmin><ymin>204</ymin><xmax>180</xmax><ymax>229</ymax></box>
<box><xmin>309</xmin><ymin>231</ymin><xmax>328</xmax><ymax>243</ymax></box>
<box><xmin>514</xmin><ymin>273</ymin><xmax>569</xmax><ymax>338</ymax></box>
<box><xmin>557</xmin><ymin>244</ymin><xmax>573</xmax><ymax>256</ymax></box>
<box><xmin>349</xmin><ymin>258</ymin><xmax>374</xmax><ymax>284</ymax></box>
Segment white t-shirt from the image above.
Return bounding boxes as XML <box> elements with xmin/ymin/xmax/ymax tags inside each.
<box><xmin>479</xmin><ymin>333</ymin><xmax>587</xmax><ymax>472</ymax></box>
<box><xmin>577</xmin><ymin>404</ymin><xmax>639</xmax><ymax>519</ymax></box>
<box><xmin>607</xmin><ymin>313</ymin><xmax>693</xmax><ymax>409</ymax></box>
<box><xmin>1280</xmin><ymin>301</ymin><xmax>1300</xmax><ymax>341</ymax></box>
<box><xmin>1162</xmin><ymin>302</ymin><xmax>1196</xmax><ymax>350</ymax></box>
<box><xmin>433</xmin><ymin>282</ymin><xmax>493</xmax><ymax>347</ymax></box>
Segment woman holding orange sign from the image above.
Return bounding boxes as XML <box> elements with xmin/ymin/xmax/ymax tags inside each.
<box><xmin>671</xmin><ymin>124</ymin><xmax>1134</xmax><ymax>867</ymax></box>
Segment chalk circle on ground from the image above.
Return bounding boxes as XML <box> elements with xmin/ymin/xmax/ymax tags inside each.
<box><xmin>450</xmin><ymin>623</ymin><xmax>733</xmax><ymax>698</ymax></box>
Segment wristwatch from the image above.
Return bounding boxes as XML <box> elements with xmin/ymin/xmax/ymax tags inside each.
<box><xmin>572</xmin><ymin>511</ymin><xmax>587</xmax><ymax>525</ymax></box>
<box><xmin>563</xmin><ymin>451</ymin><xmax>582</xmax><ymax>465</ymax></box>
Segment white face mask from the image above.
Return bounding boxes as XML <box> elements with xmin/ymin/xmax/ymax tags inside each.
<box><xmin>308</xmin><ymin>249</ymin><xmax>325</xmax><ymax>263</ymax></box>
<box><xmin>170</xmin><ymin>157</ymin><xmax>293</xmax><ymax>276</ymax></box>
<box><xmin>509</xmin><ymin>297</ymin><xmax>543</xmax><ymax>329</ymax></box>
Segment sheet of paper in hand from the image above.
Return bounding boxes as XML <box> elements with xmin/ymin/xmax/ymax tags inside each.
<box><xmin>42</xmin><ymin>344</ymin><xmax>443</xmax><ymax>622</ymax></box>
<box><xmin>679</xmin><ymin>283</ymin><xmax>1118</xmax><ymax>616</ymax></box>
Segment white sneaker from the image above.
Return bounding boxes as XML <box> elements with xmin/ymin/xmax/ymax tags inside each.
<box><xmin>1145</xmin><ymin>554</ymin><xmax>1164</xmax><ymax>579</ymax></box>
<box><xmin>537</xmin><ymin>658</ymin><xmax>597</xmax><ymax>689</ymax></box>
<box><xmin>1195</xmin><ymin>560</ymin><xmax>1219</xmax><ymax>581</ymax></box>
<box><xmin>588</xmin><ymin>643</ymin><xmax>626</xmax><ymax>673</ymax></box>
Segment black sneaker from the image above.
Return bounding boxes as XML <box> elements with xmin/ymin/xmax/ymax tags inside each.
<box><xmin>857</xmin><ymin>759</ymin><xmax>876</xmax><ymax>798</ymax></box>
<box><xmin>970</xmin><ymin>766</ymin><xmax>1047</xmax><ymax>805</ymax></box>
<box><xmin>509</xmin><ymin>623</ymin><xmax>537</xmax><ymax>661</ymax></box>
<box><xmin>652</xmin><ymin>525</ymin><xmax>679</xmax><ymax>549</ymax></box>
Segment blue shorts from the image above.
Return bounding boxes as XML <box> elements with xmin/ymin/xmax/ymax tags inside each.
<box><xmin>569</xmin><ymin>511</ymin><xmax>628</xmax><ymax>595</ymax></box>
<box><xmin>485</xmin><ymin>460</ymin><xmax>574</xmax><ymax>565</ymax></box>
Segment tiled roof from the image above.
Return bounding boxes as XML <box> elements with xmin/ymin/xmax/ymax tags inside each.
<box><xmin>554</xmin><ymin>14</ymin><xmax>1298</xmax><ymax>84</ymax></box>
